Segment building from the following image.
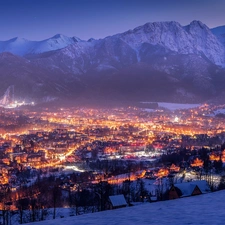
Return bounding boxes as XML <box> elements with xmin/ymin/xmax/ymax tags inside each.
<box><xmin>169</xmin><ymin>180</ymin><xmax>211</xmax><ymax>200</ymax></box>
<box><xmin>109</xmin><ymin>195</ymin><xmax>127</xmax><ymax>209</ymax></box>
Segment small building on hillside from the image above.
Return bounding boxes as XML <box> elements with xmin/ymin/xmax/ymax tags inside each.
<box><xmin>109</xmin><ymin>195</ymin><xmax>127</xmax><ymax>209</ymax></box>
<box><xmin>169</xmin><ymin>180</ymin><xmax>211</xmax><ymax>200</ymax></box>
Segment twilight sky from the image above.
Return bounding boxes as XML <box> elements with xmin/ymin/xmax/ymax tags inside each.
<box><xmin>0</xmin><ymin>0</ymin><xmax>224</xmax><ymax>41</ymax></box>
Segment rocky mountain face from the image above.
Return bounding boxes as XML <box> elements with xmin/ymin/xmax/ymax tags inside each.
<box><xmin>0</xmin><ymin>20</ymin><xmax>225</xmax><ymax>103</ymax></box>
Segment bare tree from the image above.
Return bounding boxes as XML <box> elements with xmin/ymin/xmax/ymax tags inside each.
<box><xmin>0</xmin><ymin>186</ymin><xmax>11</xmax><ymax>225</ymax></box>
<box><xmin>51</xmin><ymin>184</ymin><xmax>61</xmax><ymax>219</ymax></box>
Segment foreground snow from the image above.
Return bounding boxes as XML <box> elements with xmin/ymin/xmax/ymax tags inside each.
<box><xmin>27</xmin><ymin>190</ymin><xmax>225</xmax><ymax>225</ymax></box>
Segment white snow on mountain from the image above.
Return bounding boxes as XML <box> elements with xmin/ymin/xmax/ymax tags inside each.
<box><xmin>26</xmin><ymin>190</ymin><xmax>225</xmax><ymax>225</ymax></box>
<box><xmin>0</xmin><ymin>20</ymin><xmax>225</xmax><ymax>67</ymax></box>
<box><xmin>0</xmin><ymin>34</ymin><xmax>81</xmax><ymax>56</ymax></box>
<box><xmin>58</xmin><ymin>21</ymin><xmax>225</xmax><ymax>67</ymax></box>
<box><xmin>116</xmin><ymin>20</ymin><xmax>225</xmax><ymax>66</ymax></box>
<box><xmin>0</xmin><ymin>37</ymin><xmax>33</xmax><ymax>56</ymax></box>
<box><xmin>32</xmin><ymin>34</ymin><xmax>81</xmax><ymax>54</ymax></box>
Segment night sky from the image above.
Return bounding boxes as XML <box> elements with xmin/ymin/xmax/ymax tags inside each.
<box><xmin>0</xmin><ymin>0</ymin><xmax>224</xmax><ymax>41</ymax></box>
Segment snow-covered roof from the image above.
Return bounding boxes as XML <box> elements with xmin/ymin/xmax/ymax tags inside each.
<box><xmin>174</xmin><ymin>180</ymin><xmax>211</xmax><ymax>197</ymax></box>
<box><xmin>150</xmin><ymin>196</ymin><xmax>157</xmax><ymax>201</ymax></box>
<box><xmin>109</xmin><ymin>195</ymin><xmax>127</xmax><ymax>207</ymax></box>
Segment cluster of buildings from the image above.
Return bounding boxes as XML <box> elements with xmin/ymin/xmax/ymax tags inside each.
<box><xmin>0</xmin><ymin>103</ymin><xmax>225</xmax><ymax>203</ymax></box>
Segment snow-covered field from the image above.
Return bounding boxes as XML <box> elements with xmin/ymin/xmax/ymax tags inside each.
<box><xmin>214</xmin><ymin>108</ymin><xmax>225</xmax><ymax>115</ymax></box>
<box><xmin>27</xmin><ymin>190</ymin><xmax>225</xmax><ymax>225</ymax></box>
<box><xmin>142</xmin><ymin>102</ymin><xmax>201</xmax><ymax>111</ymax></box>
<box><xmin>157</xmin><ymin>102</ymin><xmax>201</xmax><ymax>111</ymax></box>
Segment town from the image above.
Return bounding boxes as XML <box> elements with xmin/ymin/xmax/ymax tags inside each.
<box><xmin>1</xmin><ymin>102</ymin><xmax>225</xmax><ymax>224</ymax></box>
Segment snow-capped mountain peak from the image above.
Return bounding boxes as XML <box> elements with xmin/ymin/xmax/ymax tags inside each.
<box><xmin>189</xmin><ymin>20</ymin><xmax>208</xmax><ymax>28</ymax></box>
<box><xmin>51</xmin><ymin>33</ymin><xmax>65</xmax><ymax>39</ymax></box>
<box><xmin>114</xmin><ymin>20</ymin><xmax>225</xmax><ymax>66</ymax></box>
<box><xmin>0</xmin><ymin>34</ymin><xmax>80</xmax><ymax>56</ymax></box>
<box><xmin>9</xmin><ymin>37</ymin><xmax>29</xmax><ymax>42</ymax></box>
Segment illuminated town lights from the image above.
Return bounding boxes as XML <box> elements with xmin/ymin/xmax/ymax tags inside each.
<box><xmin>59</xmin><ymin>156</ymin><xmax>66</xmax><ymax>161</ymax></box>
<box><xmin>170</xmin><ymin>164</ymin><xmax>180</xmax><ymax>172</ymax></box>
<box><xmin>191</xmin><ymin>158</ymin><xmax>204</xmax><ymax>167</ymax></box>
<box><xmin>154</xmin><ymin>168</ymin><xmax>169</xmax><ymax>178</ymax></box>
<box><xmin>209</xmin><ymin>154</ymin><xmax>220</xmax><ymax>161</ymax></box>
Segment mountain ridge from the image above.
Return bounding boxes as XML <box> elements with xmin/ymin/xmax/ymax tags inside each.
<box><xmin>0</xmin><ymin>20</ymin><xmax>225</xmax><ymax>103</ymax></box>
<box><xmin>0</xmin><ymin>20</ymin><xmax>225</xmax><ymax>64</ymax></box>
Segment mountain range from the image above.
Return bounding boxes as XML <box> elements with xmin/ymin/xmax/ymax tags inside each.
<box><xmin>1</xmin><ymin>20</ymin><xmax>225</xmax><ymax>104</ymax></box>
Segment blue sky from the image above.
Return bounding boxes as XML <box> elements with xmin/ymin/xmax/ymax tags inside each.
<box><xmin>0</xmin><ymin>0</ymin><xmax>224</xmax><ymax>40</ymax></box>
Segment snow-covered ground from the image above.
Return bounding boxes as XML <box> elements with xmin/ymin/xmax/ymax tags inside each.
<box><xmin>214</xmin><ymin>108</ymin><xmax>225</xmax><ymax>115</ymax></box>
<box><xmin>142</xmin><ymin>102</ymin><xmax>201</xmax><ymax>111</ymax></box>
<box><xmin>27</xmin><ymin>190</ymin><xmax>225</xmax><ymax>225</ymax></box>
<box><xmin>157</xmin><ymin>102</ymin><xmax>201</xmax><ymax>111</ymax></box>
